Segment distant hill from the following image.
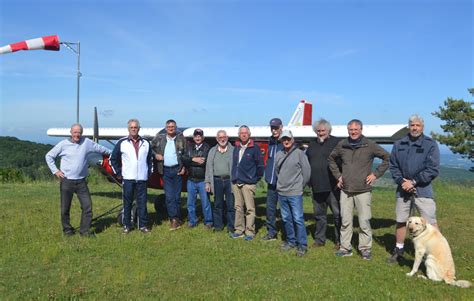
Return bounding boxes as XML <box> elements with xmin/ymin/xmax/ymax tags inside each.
<box><xmin>0</xmin><ymin>136</ymin><xmax>54</xmax><ymax>181</ymax></box>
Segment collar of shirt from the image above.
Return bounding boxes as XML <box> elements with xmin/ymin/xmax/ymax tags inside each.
<box><xmin>217</xmin><ymin>145</ymin><xmax>228</xmax><ymax>153</ymax></box>
<box><xmin>195</xmin><ymin>143</ymin><xmax>203</xmax><ymax>151</ymax></box>
<box><xmin>166</xmin><ymin>135</ymin><xmax>176</xmax><ymax>141</ymax></box>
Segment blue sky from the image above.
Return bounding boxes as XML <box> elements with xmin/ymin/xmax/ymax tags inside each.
<box><xmin>1</xmin><ymin>0</ymin><xmax>472</xmax><ymax>151</ymax></box>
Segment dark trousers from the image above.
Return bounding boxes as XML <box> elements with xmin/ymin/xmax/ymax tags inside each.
<box><xmin>312</xmin><ymin>190</ymin><xmax>341</xmax><ymax>244</ymax></box>
<box><xmin>60</xmin><ymin>178</ymin><xmax>92</xmax><ymax>235</ymax></box>
<box><xmin>265</xmin><ymin>184</ymin><xmax>278</xmax><ymax>237</ymax></box>
<box><xmin>212</xmin><ymin>177</ymin><xmax>235</xmax><ymax>232</ymax></box>
<box><xmin>122</xmin><ymin>180</ymin><xmax>148</xmax><ymax>229</ymax></box>
<box><xmin>163</xmin><ymin>165</ymin><xmax>182</xmax><ymax>221</ymax></box>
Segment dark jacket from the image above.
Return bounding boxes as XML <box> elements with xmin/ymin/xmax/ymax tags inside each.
<box><xmin>151</xmin><ymin>132</ymin><xmax>186</xmax><ymax>175</ymax></box>
<box><xmin>183</xmin><ymin>142</ymin><xmax>210</xmax><ymax>182</ymax></box>
<box><xmin>264</xmin><ymin>136</ymin><xmax>284</xmax><ymax>185</ymax></box>
<box><xmin>306</xmin><ymin>135</ymin><xmax>341</xmax><ymax>193</ymax></box>
<box><xmin>390</xmin><ymin>134</ymin><xmax>440</xmax><ymax>198</ymax></box>
<box><xmin>231</xmin><ymin>139</ymin><xmax>264</xmax><ymax>184</ymax></box>
<box><xmin>328</xmin><ymin>136</ymin><xmax>390</xmax><ymax>193</ymax></box>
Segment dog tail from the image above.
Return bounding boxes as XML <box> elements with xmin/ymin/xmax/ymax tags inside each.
<box><xmin>446</xmin><ymin>279</ymin><xmax>472</xmax><ymax>288</ymax></box>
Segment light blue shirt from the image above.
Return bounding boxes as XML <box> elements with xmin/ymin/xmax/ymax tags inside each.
<box><xmin>163</xmin><ymin>136</ymin><xmax>178</xmax><ymax>166</ymax></box>
<box><xmin>45</xmin><ymin>138</ymin><xmax>111</xmax><ymax>179</ymax></box>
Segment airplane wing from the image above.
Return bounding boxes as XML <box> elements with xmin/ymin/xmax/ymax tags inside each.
<box><xmin>46</xmin><ymin>100</ymin><xmax>409</xmax><ymax>144</ymax></box>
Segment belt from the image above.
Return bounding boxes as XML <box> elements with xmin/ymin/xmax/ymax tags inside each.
<box><xmin>214</xmin><ymin>175</ymin><xmax>230</xmax><ymax>180</ymax></box>
<box><xmin>164</xmin><ymin>164</ymin><xmax>179</xmax><ymax>169</ymax></box>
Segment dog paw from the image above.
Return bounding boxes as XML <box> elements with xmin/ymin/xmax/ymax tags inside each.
<box><xmin>406</xmin><ymin>272</ymin><xmax>415</xmax><ymax>277</ymax></box>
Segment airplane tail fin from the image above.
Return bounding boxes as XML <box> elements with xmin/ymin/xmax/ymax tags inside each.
<box><xmin>288</xmin><ymin>100</ymin><xmax>312</xmax><ymax>127</ymax></box>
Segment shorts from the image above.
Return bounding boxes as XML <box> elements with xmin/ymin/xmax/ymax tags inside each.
<box><xmin>396</xmin><ymin>197</ymin><xmax>437</xmax><ymax>224</ymax></box>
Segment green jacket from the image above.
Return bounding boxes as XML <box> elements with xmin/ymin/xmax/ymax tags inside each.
<box><xmin>328</xmin><ymin>136</ymin><xmax>389</xmax><ymax>193</ymax></box>
<box><xmin>151</xmin><ymin>132</ymin><xmax>186</xmax><ymax>175</ymax></box>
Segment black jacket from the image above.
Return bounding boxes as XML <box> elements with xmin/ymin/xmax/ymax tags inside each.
<box><xmin>306</xmin><ymin>135</ymin><xmax>341</xmax><ymax>193</ymax></box>
<box><xmin>183</xmin><ymin>142</ymin><xmax>210</xmax><ymax>181</ymax></box>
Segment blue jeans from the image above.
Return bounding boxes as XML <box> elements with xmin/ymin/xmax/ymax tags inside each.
<box><xmin>163</xmin><ymin>166</ymin><xmax>182</xmax><ymax>221</ymax></box>
<box><xmin>187</xmin><ymin>180</ymin><xmax>213</xmax><ymax>226</ymax></box>
<box><xmin>265</xmin><ymin>184</ymin><xmax>278</xmax><ymax>237</ymax></box>
<box><xmin>212</xmin><ymin>177</ymin><xmax>235</xmax><ymax>231</ymax></box>
<box><xmin>279</xmin><ymin>194</ymin><xmax>307</xmax><ymax>248</ymax></box>
<box><xmin>122</xmin><ymin>180</ymin><xmax>148</xmax><ymax>229</ymax></box>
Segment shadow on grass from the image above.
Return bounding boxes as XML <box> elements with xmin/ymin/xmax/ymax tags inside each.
<box><xmin>90</xmin><ymin>191</ymin><xmax>122</xmax><ymax>199</ymax></box>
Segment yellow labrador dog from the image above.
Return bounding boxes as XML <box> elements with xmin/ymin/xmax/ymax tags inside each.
<box><xmin>406</xmin><ymin>216</ymin><xmax>471</xmax><ymax>288</ymax></box>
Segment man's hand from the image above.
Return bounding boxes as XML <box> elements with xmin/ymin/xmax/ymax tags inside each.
<box><xmin>178</xmin><ymin>167</ymin><xmax>186</xmax><ymax>176</ymax></box>
<box><xmin>55</xmin><ymin>171</ymin><xmax>65</xmax><ymax>179</ymax></box>
<box><xmin>337</xmin><ymin>176</ymin><xmax>344</xmax><ymax>189</ymax></box>
<box><xmin>205</xmin><ymin>183</ymin><xmax>211</xmax><ymax>193</ymax></box>
<box><xmin>366</xmin><ymin>173</ymin><xmax>377</xmax><ymax>185</ymax></box>
<box><xmin>155</xmin><ymin>154</ymin><xmax>163</xmax><ymax>161</ymax></box>
<box><xmin>192</xmin><ymin>157</ymin><xmax>205</xmax><ymax>164</ymax></box>
<box><xmin>401</xmin><ymin>178</ymin><xmax>416</xmax><ymax>193</ymax></box>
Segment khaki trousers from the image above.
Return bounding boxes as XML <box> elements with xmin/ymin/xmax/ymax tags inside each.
<box><xmin>232</xmin><ymin>184</ymin><xmax>256</xmax><ymax>236</ymax></box>
<box><xmin>340</xmin><ymin>191</ymin><xmax>372</xmax><ymax>251</ymax></box>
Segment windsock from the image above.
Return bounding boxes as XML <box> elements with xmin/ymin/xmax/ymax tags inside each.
<box><xmin>0</xmin><ymin>35</ymin><xmax>60</xmax><ymax>55</ymax></box>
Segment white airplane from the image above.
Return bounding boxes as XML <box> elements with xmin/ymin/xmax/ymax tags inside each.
<box><xmin>47</xmin><ymin>100</ymin><xmax>408</xmax><ymax>144</ymax></box>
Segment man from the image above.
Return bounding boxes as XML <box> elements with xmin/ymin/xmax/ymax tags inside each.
<box><xmin>262</xmin><ymin>117</ymin><xmax>284</xmax><ymax>241</ymax></box>
<box><xmin>110</xmin><ymin>119</ymin><xmax>153</xmax><ymax>234</ymax></box>
<box><xmin>231</xmin><ymin>125</ymin><xmax>264</xmax><ymax>241</ymax></box>
<box><xmin>45</xmin><ymin>123</ymin><xmax>111</xmax><ymax>237</ymax></box>
<box><xmin>205</xmin><ymin>130</ymin><xmax>235</xmax><ymax>232</ymax></box>
<box><xmin>152</xmin><ymin>119</ymin><xmax>186</xmax><ymax>230</ymax></box>
<box><xmin>275</xmin><ymin>130</ymin><xmax>311</xmax><ymax>256</ymax></box>
<box><xmin>328</xmin><ymin>119</ymin><xmax>390</xmax><ymax>260</ymax></box>
<box><xmin>306</xmin><ymin>119</ymin><xmax>341</xmax><ymax>250</ymax></box>
<box><xmin>387</xmin><ymin>115</ymin><xmax>440</xmax><ymax>264</ymax></box>
<box><xmin>183</xmin><ymin>129</ymin><xmax>212</xmax><ymax>228</ymax></box>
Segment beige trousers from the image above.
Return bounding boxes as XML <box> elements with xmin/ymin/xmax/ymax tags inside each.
<box><xmin>232</xmin><ymin>184</ymin><xmax>256</xmax><ymax>236</ymax></box>
<box><xmin>340</xmin><ymin>191</ymin><xmax>372</xmax><ymax>251</ymax></box>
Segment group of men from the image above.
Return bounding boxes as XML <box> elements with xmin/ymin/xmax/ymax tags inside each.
<box><xmin>45</xmin><ymin>114</ymin><xmax>440</xmax><ymax>261</ymax></box>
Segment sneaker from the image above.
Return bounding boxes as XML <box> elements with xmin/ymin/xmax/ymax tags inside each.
<box><xmin>230</xmin><ymin>232</ymin><xmax>245</xmax><ymax>239</ymax></box>
<box><xmin>187</xmin><ymin>223</ymin><xmax>197</xmax><ymax>229</ymax></box>
<box><xmin>244</xmin><ymin>235</ymin><xmax>254</xmax><ymax>241</ymax></box>
<box><xmin>261</xmin><ymin>234</ymin><xmax>277</xmax><ymax>241</ymax></box>
<box><xmin>334</xmin><ymin>243</ymin><xmax>341</xmax><ymax>251</ymax></box>
<box><xmin>387</xmin><ymin>247</ymin><xmax>404</xmax><ymax>264</ymax></box>
<box><xmin>204</xmin><ymin>224</ymin><xmax>213</xmax><ymax>230</ymax></box>
<box><xmin>335</xmin><ymin>248</ymin><xmax>353</xmax><ymax>257</ymax></box>
<box><xmin>139</xmin><ymin>227</ymin><xmax>151</xmax><ymax>233</ymax></box>
<box><xmin>281</xmin><ymin>242</ymin><xmax>296</xmax><ymax>252</ymax></box>
<box><xmin>169</xmin><ymin>219</ymin><xmax>181</xmax><ymax>231</ymax></box>
<box><xmin>296</xmin><ymin>246</ymin><xmax>308</xmax><ymax>257</ymax></box>
<box><xmin>122</xmin><ymin>227</ymin><xmax>131</xmax><ymax>234</ymax></box>
<box><xmin>361</xmin><ymin>249</ymin><xmax>372</xmax><ymax>260</ymax></box>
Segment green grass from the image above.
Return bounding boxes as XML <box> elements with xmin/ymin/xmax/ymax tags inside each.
<box><xmin>0</xmin><ymin>181</ymin><xmax>473</xmax><ymax>300</ymax></box>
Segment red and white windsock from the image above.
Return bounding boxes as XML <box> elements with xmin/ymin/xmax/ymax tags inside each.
<box><xmin>0</xmin><ymin>35</ymin><xmax>60</xmax><ymax>55</ymax></box>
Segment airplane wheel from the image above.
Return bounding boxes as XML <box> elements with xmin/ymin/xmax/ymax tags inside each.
<box><xmin>116</xmin><ymin>204</ymin><xmax>137</xmax><ymax>226</ymax></box>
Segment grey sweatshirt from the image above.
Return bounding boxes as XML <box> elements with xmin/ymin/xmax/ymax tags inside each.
<box><xmin>275</xmin><ymin>147</ymin><xmax>311</xmax><ymax>196</ymax></box>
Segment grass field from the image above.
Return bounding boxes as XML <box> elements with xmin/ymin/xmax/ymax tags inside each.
<box><xmin>1</xmin><ymin>181</ymin><xmax>473</xmax><ymax>300</ymax></box>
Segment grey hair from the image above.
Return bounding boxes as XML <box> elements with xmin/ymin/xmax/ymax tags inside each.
<box><xmin>313</xmin><ymin>118</ymin><xmax>332</xmax><ymax>134</ymax></box>
<box><xmin>216</xmin><ymin>130</ymin><xmax>227</xmax><ymax>137</ymax></box>
<box><xmin>408</xmin><ymin>114</ymin><xmax>424</xmax><ymax>126</ymax></box>
<box><xmin>347</xmin><ymin>119</ymin><xmax>363</xmax><ymax>129</ymax></box>
<box><xmin>70</xmin><ymin>123</ymin><xmax>83</xmax><ymax>133</ymax></box>
<box><xmin>128</xmin><ymin>118</ymin><xmax>141</xmax><ymax>128</ymax></box>
<box><xmin>238</xmin><ymin>125</ymin><xmax>251</xmax><ymax>135</ymax></box>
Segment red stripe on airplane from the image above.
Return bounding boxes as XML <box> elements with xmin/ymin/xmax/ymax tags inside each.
<box><xmin>303</xmin><ymin>102</ymin><xmax>312</xmax><ymax>125</ymax></box>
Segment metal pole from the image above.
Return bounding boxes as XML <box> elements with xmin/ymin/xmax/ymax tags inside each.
<box><xmin>76</xmin><ymin>41</ymin><xmax>81</xmax><ymax>123</ymax></box>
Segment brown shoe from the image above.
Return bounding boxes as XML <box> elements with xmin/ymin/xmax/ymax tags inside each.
<box><xmin>334</xmin><ymin>243</ymin><xmax>341</xmax><ymax>251</ymax></box>
<box><xmin>169</xmin><ymin>219</ymin><xmax>181</xmax><ymax>231</ymax></box>
<box><xmin>312</xmin><ymin>241</ymin><xmax>325</xmax><ymax>248</ymax></box>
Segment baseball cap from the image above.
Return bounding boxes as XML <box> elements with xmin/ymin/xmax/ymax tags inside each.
<box><xmin>269</xmin><ymin>118</ymin><xmax>282</xmax><ymax>127</ymax></box>
<box><xmin>279</xmin><ymin>129</ymin><xmax>293</xmax><ymax>140</ymax></box>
